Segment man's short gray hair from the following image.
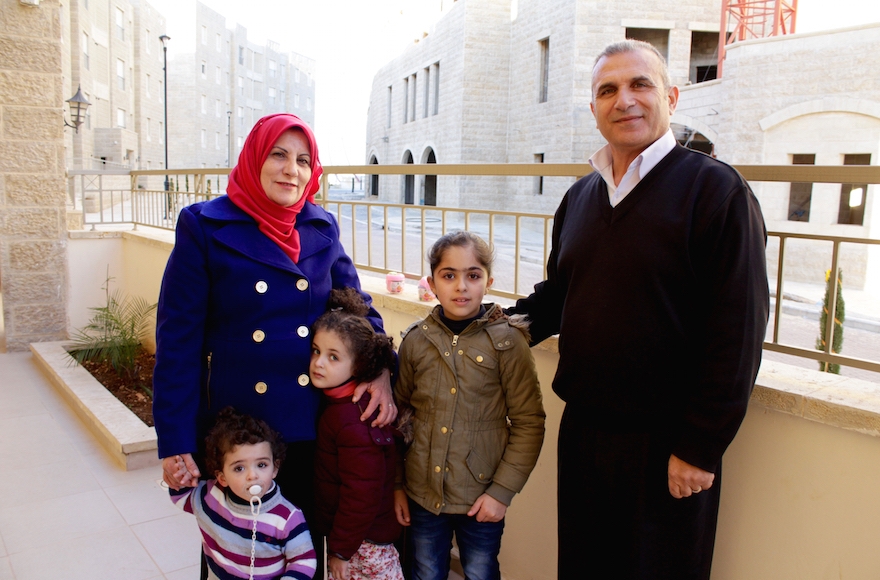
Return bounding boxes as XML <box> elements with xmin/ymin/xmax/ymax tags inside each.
<box><xmin>592</xmin><ymin>39</ymin><xmax>672</xmax><ymax>91</ymax></box>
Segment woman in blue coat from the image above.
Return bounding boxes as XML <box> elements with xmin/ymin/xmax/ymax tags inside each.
<box><xmin>152</xmin><ymin>113</ymin><xmax>396</xmax><ymax>531</ymax></box>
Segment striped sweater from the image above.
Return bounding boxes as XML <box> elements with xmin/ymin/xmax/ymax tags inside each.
<box><xmin>170</xmin><ymin>480</ymin><xmax>316</xmax><ymax>580</ymax></box>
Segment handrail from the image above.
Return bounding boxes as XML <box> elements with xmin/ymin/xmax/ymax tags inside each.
<box><xmin>70</xmin><ymin>163</ymin><xmax>880</xmax><ymax>375</ymax></box>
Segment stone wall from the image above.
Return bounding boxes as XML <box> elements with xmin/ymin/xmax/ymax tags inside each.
<box><xmin>0</xmin><ymin>0</ymin><xmax>68</xmax><ymax>351</ymax></box>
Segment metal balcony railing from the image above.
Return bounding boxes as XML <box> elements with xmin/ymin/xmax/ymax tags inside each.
<box><xmin>68</xmin><ymin>163</ymin><xmax>880</xmax><ymax>374</ymax></box>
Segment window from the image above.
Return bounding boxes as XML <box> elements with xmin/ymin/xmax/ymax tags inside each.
<box><xmin>238</xmin><ymin>46</ymin><xmax>244</xmax><ymax>65</ymax></box>
<box><xmin>201</xmin><ymin>25</ymin><xmax>207</xmax><ymax>45</ymax></box>
<box><xmin>386</xmin><ymin>86</ymin><xmax>392</xmax><ymax>128</ymax></box>
<box><xmin>432</xmin><ymin>62</ymin><xmax>440</xmax><ymax>115</ymax></box>
<box><xmin>201</xmin><ymin>60</ymin><xmax>207</xmax><ymax>78</ymax></box>
<box><xmin>117</xmin><ymin>59</ymin><xmax>125</xmax><ymax>90</ymax></box>
<box><xmin>838</xmin><ymin>154</ymin><xmax>871</xmax><ymax>225</ymax></box>
<box><xmin>215</xmin><ymin>99</ymin><xmax>221</xmax><ymax>117</ymax></box>
<box><xmin>82</xmin><ymin>32</ymin><xmax>89</xmax><ymax>70</ymax></box>
<box><xmin>306</xmin><ymin>97</ymin><xmax>311</xmax><ymax>111</ymax></box>
<box><xmin>201</xmin><ymin>95</ymin><xmax>206</xmax><ymax>114</ymax></box>
<box><xmin>403</xmin><ymin>77</ymin><xmax>409</xmax><ymax>124</ymax></box>
<box><xmin>215</xmin><ymin>66</ymin><xmax>221</xmax><ymax>84</ymax></box>
<box><xmin>146</xmin><ymin>73</ymin><xmax>150</xmax><ymax>96</ymax></box>
<box><xmin>146</xmin><ymin>118</ymin><xmax>151</xmax><ymax>141</ymax></box>
<box><xmin>237</xmin><ymin>106</ymin><xmax>243</xmax><ymax>118</ymax></box>
<box><xmin>294</xmin><ymin>93</ymin><xmax>300</xmax><ymax>108</ymax></box>
<box><xmin>423</xmin><ymin>66</ymin><xmax>430</xmax><ymax>118</ymax></box>
<box><xmin>201</xmin><ymin>129</ymin><xmax>206</xmax><ymax>148</ymax></box>
<box><xmin>238</xmin><ymin>76</ymin><xmax>244</xmax><ymax>95</ymax></box>
<box><xmin>269</xmin><ymin>59</ymin><xmax>276</xmax><ymax>77</ymax></box>
<box><xmin>159</xmin><ymin>80</ymin><xmax>163</xmax><ymax>103</ymax></box>
<box><xmin>535</xmin><ymin>153</ymin><xmax>545</xmax><ymax>195</ymax></box>
<box><xmin>539</xmin><ymin>37</ymin><xmax>550</xmax><ymax>103</ymax></box>
<box><xmin>215</xmin><ymin>132</ymin><xmax>220</xmax><ymax>149</ymax></box>
<box><xmin>117</xmin><ymin>108</ymin><xmax>125</xmax><ymax>128</ymax></box>
<box><xmin>787</xmin><ymin>154</ymin><xmax>815</xmax><ymax>222</ymax></box>
<box><xmin>268</xmin><ymin>87</ymin><xmax>276</xmax><ymax>105</ymax></box>
<box><xmin>237</xmin><ymin>136</ymin><xmax>243</xmax><ymax>148</ymax></box>
<box><xmin>116</xmin><ymin>7</ymin><xmax>125</xmax><ymax>41</ymax></box>
<box><xmin>145</xmin><ymin>29</ymin><xmax>150</xmax><ymax>53</ymax></box>
<box><xmin>295</xmin><ymin>69</ymin><xmax>300</xmax><ymax>83</ymax></box>
<box><xmin>159</xmin><ymin>121</ymin><xmax>163</xmax><ymax>144</ymax></box>
<box><xmin>216</xmin><ymin>33</ymin><xmax>221</xmax><ymax>51</ymax></box>
<box><xmin>410</xmin><ymin>73</ymin><xmax>417</xmax><ymax>122</ymax></box>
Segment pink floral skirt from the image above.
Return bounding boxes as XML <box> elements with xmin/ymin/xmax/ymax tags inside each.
<box><xmin>332</xmin><ymin>541</ymin><xmax>404</xmax><ymax>580</ymax></box>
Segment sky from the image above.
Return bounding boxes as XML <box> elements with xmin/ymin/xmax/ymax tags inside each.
<box><xmin>145</xmin><ymin>0</ymin><xmax>880</xmax><ymax>167</ymax></box>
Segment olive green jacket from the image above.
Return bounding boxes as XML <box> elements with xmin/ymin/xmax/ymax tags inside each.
<box><xmin>396</xmin><ymin>303</ymin><xmax>545</xmax><ymax>515</ymax></box>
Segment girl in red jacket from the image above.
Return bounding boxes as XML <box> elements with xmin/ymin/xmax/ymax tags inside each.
<box><xmin>310</xmin><ymin>288</ymin><xmax>403</xmax><ymax>580</ymax></box>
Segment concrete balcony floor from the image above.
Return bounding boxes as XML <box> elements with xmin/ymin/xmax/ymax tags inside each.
<box><xmin>0</xmin><ymin>352</ymin><xmax>464</xmax><ymax>580</ymax></box>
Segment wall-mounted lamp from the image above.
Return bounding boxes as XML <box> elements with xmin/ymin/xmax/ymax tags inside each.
<box><xmin>64</xmin><ymin>85</ymin><xmax>91</xmax><ymax>133</ymax></box>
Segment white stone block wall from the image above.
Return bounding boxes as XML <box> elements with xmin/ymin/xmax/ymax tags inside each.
<box><xmin>0</xmin><ymin>0</ymin><xmax>69</xmax><ymax>351</ymax></box>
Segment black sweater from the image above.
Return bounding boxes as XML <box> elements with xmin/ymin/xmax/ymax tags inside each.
<box><xmin>513</xmin><ymin>145</ymin><xmax>769</xmax><ymax>471</ymax></box>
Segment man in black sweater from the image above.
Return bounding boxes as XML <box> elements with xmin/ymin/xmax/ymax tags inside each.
<box><xmin>509</xmin><ymin>40</ymin><xmax>769</xmax><ymax>579</ymax></box>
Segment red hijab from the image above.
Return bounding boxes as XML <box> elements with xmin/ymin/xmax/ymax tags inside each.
<box><xmin>226</xmin><ymin>113</ymin><xmax>324</xmax><ymax>263</ymax></box>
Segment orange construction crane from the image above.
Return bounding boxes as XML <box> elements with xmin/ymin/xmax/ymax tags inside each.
<box><xmin>718</xmin><ymin>0</ymin><xmax>797</xmax><ymax>76</ymax></box>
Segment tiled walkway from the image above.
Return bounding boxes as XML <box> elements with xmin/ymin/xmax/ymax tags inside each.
<box><xmin>0</xmin><ymin>351</ymin><xmax>199</xmax><ymax>580</ymax></box>
<box><xmin>0</xmin><ymin>352</ymin><xmax>464</xmax><ymax>580</ymax></box>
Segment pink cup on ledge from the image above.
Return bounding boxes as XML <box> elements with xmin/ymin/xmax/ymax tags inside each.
<box><xmin>385</xmin><ymin>271</ymin><xmax>405</xmax><ymax>293</ymax></box>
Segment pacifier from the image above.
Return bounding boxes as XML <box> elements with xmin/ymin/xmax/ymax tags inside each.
<box><xmin>248</xmin><ymin>484</ymin><xmax>262</xmax><ymax>497</ymax></box>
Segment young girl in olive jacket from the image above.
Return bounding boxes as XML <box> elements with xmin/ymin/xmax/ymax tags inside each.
<box><xmin>394</xmin><ymin>231</ymin><xmax>545</xmax><ymax>580</ymax></box>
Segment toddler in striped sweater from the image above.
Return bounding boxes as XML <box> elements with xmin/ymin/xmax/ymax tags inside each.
<box><xmin>169</xmin><ymin>407</ymin><xmax>316</xmax><ymax>580</ymax></box>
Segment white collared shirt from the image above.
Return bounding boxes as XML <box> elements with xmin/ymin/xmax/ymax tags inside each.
<box><xmin>588</xmin><ymin>129</ymin><xmax>677</xmax><ymax>207</ymax></box>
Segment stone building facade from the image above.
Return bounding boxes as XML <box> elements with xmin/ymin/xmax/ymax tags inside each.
<box><xmin>366</xmin><ymin>0</ymin><xmax>879</xmax><ymax>290</ymax></box>
<box><xmin>365</xmin><ymin>0</ymin><xmax>722</xmax><ymax>215</ymax></box>
<box><xmin>0</xmin><ymin>0</ymin><xmax>69</xmax><ymax>351</ymax></box>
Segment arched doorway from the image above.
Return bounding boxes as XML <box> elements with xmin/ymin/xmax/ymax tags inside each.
<box><xmin>369</xmin><ymin>155</ymin><xmax>379</xmax><ymax>197</ymax></box>
<box><xmin>672</xmin><ymin>123</ymin><xmax>714</xmax><ymax>156</ymax></box>
<box><xmin>423</xmin><ymin>148</ymin><xmax>437</xmax><ymax>206</ymax></box>
<box><xmin>403</xmin><ymin>150</ymin><xmax>415</xmax><ymax>204</ymax></box>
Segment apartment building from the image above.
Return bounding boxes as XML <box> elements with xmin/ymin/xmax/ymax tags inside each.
<box><xmin>62</xmin><ymin>0</ymin><xmax>315</xmax><ymax>178</ymax></box>
<box><xmin>365</xmin><ymin>0</ymin><xmax>880</xmax><ymax>290</ymax></box>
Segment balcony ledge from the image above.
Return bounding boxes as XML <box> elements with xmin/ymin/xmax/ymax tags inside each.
<box><xmin>359</xmin><ymin>273</ymin><xmax>880</xmax><ymax>439</ymax></box>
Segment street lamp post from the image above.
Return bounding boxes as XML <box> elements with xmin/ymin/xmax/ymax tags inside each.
<box><xmin>159</xmin><ymin>34</ymin><xmax>170</xmax><ymax>217</ymax></box>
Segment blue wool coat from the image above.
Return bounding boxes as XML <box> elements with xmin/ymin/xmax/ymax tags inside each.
<box><xmin>153</xmin><ymin>195</ymin><xmax>384</xmax><ymax>459</ymax></box>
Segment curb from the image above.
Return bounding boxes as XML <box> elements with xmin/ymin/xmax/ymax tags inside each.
<box><xmin>29</xmin><ymin>341</ymin><xmax>159</xmax><ymax>471</ymax></box>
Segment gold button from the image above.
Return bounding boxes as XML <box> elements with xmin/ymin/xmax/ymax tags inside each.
<box><xmin>254</xmin><ymin>381</ymin><xmax>268</xmax><ymax>394</ymax></box>
<box><xmin>504</xmin><ymin>340</ymin><xmax>511</xmax><ymax>346</ymax></box>
<box><xmin>252</xmin><ymin>330</ymin><xmax>265</xmax><ymax>343</ymax></box>
<box><xmin>435</xmin><ymin>502</ymin><xmax>441</xmax><ymax>509</ymax></box>
<box><xmin>479</xmin><ymin>473</ymin><xmax>485</xmax><ymax>480</ymax></box>
<box><xmin>255</xmin><ymin>281</ymin><xmax>268</xmax><ymax>293</ymax></box>
<box><xmin>296</xmin><ymin>279</ymin><xmax>309</xmax><ymax>291</ymax></box>
<box><xmin>434</xmin><ymin>465</ymin><xmax>441</xmax><ymax>473</ymax></box>
<box><xmin>457</xmin><ymin>349</ymin><xmax>463</xmax><ymax>355</ymax></box>
<box><xmin>297</xmin><ymin>326</ymin><xmax>309</xmax><ymax>338</ymax></box>
<box><xmin>497</xmin><ymin>343</ymin><xmax>503</xmax><ymax>347</ymax></box>
<box><xmin>444</xmin><ymin>352</ymin><xmax>450</xmax><ymax>357</ymax></box>
<box><xmin>422</xmin><ymin>325</ymin><xmax>428</xmax><ymax>330</ymax></box>
<box><xmin>450</xmin><ymin>388</ymin><xmax>456</xmax><ymax>394</ymax></box>
<box><xmin>441</xmin><ymin>427</ymin><xmax>448</xmax><ymax>434</ymax></box>
<box><xmin>476</xmin><ymin>355</ymin><xmax>484</xmax><ymax>363</ymax></box>
<box><xmin>445</xmin><ymin>467</ymin><xmax>450</xmax><ymax>472</ymax></box>
<box><xmin>297</xmin><ymin>374</ymin><xmax>310</xmax><ymax>386</ymax></box>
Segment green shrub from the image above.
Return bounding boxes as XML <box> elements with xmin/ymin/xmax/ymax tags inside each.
<box><xmin>68</xmin><ymin>273</ymin><xmax>157</xmax><ymax>389</ymax></box>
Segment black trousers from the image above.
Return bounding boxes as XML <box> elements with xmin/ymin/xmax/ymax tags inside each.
<box><xmin>198</xmin><ymin>440</ymin><xmax>325</xmax><ymax>579</ymax></box>
<box><xmin>557</xmin><ymin>405</ymin><xmax>720</xmax><ymax>580</ymax></box>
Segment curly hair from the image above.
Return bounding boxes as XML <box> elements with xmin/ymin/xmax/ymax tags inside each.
<box><xmin>204</xmin><ymin>406</ymin><xmax>286</xmax><ymax>476</ymax></box>
<box><xmin>312</xmin><ymin>288</ymin><xmax>395</xmax><ymax>383</ymax></box>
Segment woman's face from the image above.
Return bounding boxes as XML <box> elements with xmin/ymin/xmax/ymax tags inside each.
<box><xmin>260</xmin><ymin>129</ymin><xmax>313</xmax><ymax>207</ymax></box>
